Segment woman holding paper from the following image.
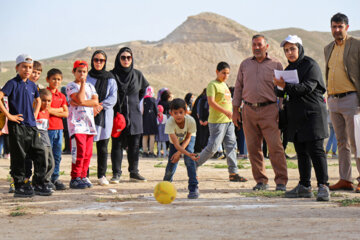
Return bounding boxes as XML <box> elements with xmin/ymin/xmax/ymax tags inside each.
<box><xmin>273</xmin><ymin>35</ymin><xmax>329</xmax><ymax>201</ymax></box>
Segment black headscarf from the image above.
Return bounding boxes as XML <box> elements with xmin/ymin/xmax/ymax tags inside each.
<box><xmin>88</xmin><ymin>50</ymin><xmax>114</xmax><ymax>127</ymax></box>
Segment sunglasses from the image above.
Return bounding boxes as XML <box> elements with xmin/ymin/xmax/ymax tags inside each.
<box><xmin>93</xmin><ymin>58</ymin><xmax>106</xmax><ymax>63</ymax></box>
<box><xmin>120</xmin><ymin>56</ymin><xmax>132</xmax><ymax>61</ymax></box>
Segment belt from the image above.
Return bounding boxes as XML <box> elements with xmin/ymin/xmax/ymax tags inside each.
<box><xmin>329</xmin><ymin>91</ymin><xmax>356</xmax><ymax>99</ymax></box>
<box><xmin>243</xmin><ymin>100</ymin><xmax>276</xmax><ymax>107</ymax></box>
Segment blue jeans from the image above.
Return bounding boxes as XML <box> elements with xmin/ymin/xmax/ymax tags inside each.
<box><xmin>163</xmin><ymin>136</ymin><xmax>198</xmax><ymax>192</ymax></box>
<box><xmin>197</xmin><ymin>122</ymin><xmax>238</xmax><ymax>173</ymax></box>
<box><xmin>325</xmin><ymin>124</ymin><xmax>337</xmax><ymax>154</ymax></box>
<box><xmin>48</xmin><ymin>129</ymin><xmax>63</xmax><ymax>181</ymax></box>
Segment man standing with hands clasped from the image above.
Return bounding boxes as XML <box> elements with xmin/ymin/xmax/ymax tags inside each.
<box><xmin>232</xmin><ymin>34</ymin><xmax>288</xmax><ymax>191</ymax></box>
<box><xmin>325</xmin><ymin>13</ymin><xmax>360</xmax><ymax>193</ymax></box>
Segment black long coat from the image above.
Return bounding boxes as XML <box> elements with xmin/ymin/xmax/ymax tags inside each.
<box><xmin>275</xmin><ymin>55</ymin><xmax>328</xmax><ymax>143</ymax></box>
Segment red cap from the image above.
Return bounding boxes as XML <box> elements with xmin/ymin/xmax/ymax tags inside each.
<box><xmin>73</xmin><ymin>60</ymin><xmax>88</xmax><ymax>69</ymax></box>
<box><xmin>111</xmin><ymin>113</ymin><xmax>126</xmax><ymax>138</ymax></box>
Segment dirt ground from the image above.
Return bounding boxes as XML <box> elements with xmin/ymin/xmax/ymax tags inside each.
<box><xmin>0</xmin><ymin>154</ymin><xmax>359</xmax><ymax>240</ymax></box>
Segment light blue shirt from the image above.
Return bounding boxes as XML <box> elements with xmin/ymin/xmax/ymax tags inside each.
<box><xmin>87</xmin><ymin>75</ymin><xmax>118</xmax><ymax>141</ymax></box>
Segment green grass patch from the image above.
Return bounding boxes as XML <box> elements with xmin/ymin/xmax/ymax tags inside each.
<box><xmin>312</xmin><ymin>191</ymin><xmax>345</xmax><ymax>198</ymax></box>
<box><xmin>59</xmin><ymin>171</ymin><xmax>66</xmax><ymax>176</ymax></box>
<box><xmin>154</xmin><ymin>162</ymin><xmax>166</xmax><ymax>168</ymax></box>
<box><xmin>337</xmin><ymin>197</ymin><xmax>360</xmax><ymax>207</ymax></box>
<box><xmin>214</xmin><ymin>164</ymin><xmax>228</xmax><ymax>169</ymax></box>
<box><xmin>239</xmin><ymin>191</ymin><xmax>285</xmax><ymax>198</ymax></box>
<box><xmin>9</xmin><ymin>211</ymin><xmax>26</xmax><ymax>217</ymax></box>
<box><xmin>286</xmin><ymin>160</ymin><xmax>298</xmax><ymax>169</ymax></box>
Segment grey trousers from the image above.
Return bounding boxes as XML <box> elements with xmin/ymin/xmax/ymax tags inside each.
<box><xmin>328</xmin><ymin>92</ymin><xmax>360</xmax><ymax>182</ymax></box>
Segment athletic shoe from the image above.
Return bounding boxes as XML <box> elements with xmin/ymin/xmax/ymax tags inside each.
<box><xmin>82</xmin><ymin>177</ymin><xmax>93</xmax><ymax>188</ymax></box>
<box><xmin>229</xmin><ymin>174</ymin><xmax>248</xmax><ymax>182</ymax></box>
<box><xmin>316</xmin><ymin>184</ymin><xmax>330</xmax><ymax>201</ymax></box>
<box><xmin>188</xmin><ymin>188</ymin><xmax>199</xmax><ymax>199</ymax></box>
<box><xmin>285</xmin><ymin>184</ymin><xmax>313</xmax><ymax>198</ymax></box>
<box><xmin>47</xmin><ymin>182</ymin><xmax>56</xmax><ymax>192</ymax></box>
<box><xmin>253</xmin><ymin>182</ymin><xmax>269</xmax><ymax>191</ymax></box>
<box><xmin>98</xmin><ymin>176</ymin><xmax>109</xmax><ymax>186</ymax></box>
<box><xmin>14</xmin><ymin>182</ymin><xmax>34</xmax><ymax>198</ymax></box>
<box><xmin>275</xmin><ymin>184</ymin><xmax>287</xmax><ymax>191</ymax></box>
<box><xmin>110</xmin><ymin>175</ymin><xmax>120</xmax><ymax>184</ymax></box>
<box><xmin>53</xmin><ymin>179</ymin><xmax>66</xmax><ymax>190</ymax></box>
<box><xmin>130</xmin><ymin>173</ymin><xmax>147</xmax><ymax>182</ymax></box>
<box><xmin>69</xmin><ymin>177</ymin><xmax>87</xmax><ymax>189</ymax></box>
<box><xmin>34</xmin><ymin>184</ymin><xmax>52</xmax><ymax>196</ymax></box>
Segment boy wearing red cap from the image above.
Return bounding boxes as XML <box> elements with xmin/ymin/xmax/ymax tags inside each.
<box><xmin>66</xmin><ymin>60</ymin><xmax>99</xmax><ymax>189</ymax></box>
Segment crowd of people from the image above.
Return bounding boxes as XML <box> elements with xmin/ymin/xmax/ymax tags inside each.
<box><xmin>0</xmin><ymin>12</ymin><xmax>359</xmax><ymax>202</ymax></box>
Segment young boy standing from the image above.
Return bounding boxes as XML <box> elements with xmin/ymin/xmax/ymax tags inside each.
<box><xmin>66</xmin><ymin>60</ymin><xmax>98</xmax><ymax>189</ymax></box>
<box><xmin>46</xmin><ymin>68</ymin><xmax>68</xmax><ymax>190</ymax></box>
<box><xmin>37</xmin><ymin>89</ymin><xmax>55</xmax><ymax>190</ymax></box>
<box><xmin>196</xmin><ymin>62</ymin><xmax>247</xmax><ymax>182</ymax></box>
<box><xmin>0</xmin><ymin>54</ymin><xmax>51</xmax><ymax>197</ymax></box>
<box><xmin>163</xmin><ymin>98</ymin><xmax>200</xmax><ymax>199</ymax></box>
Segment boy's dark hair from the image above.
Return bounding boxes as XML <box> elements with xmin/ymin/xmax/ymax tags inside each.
<box><xmin>33</xmin><ymin>61</ymin><xmax>42</xmax><ymax>72</ymax></box>
<box><xmin>47</xmin><ymin>68</ymin><xmax>63</xmax><ymax>79</ymax></box>
<box><xmin>216</xmin><ymin>62</ymin><xmax>230</xmax><ymax>72</ymax></box>
<box><xmin>170</xmin><ymin>98</ymin><xmax>186</xmax><ymax>111</ymax></box>
<box><xmin>331</xmin><ymin>12</ymin><xmax>349</xmax><ymax>25</ymax></box>
<box><xmin>161</xmin><ymin>90</ymin><xmax>171</xmax><ymax>102</ymax></box>
<box><xmin>39</xmin><ymin>88</ymin><xmax>52</xmax><ymax>99</ymax></box>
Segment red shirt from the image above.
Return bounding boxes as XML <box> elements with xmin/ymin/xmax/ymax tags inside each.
<box><xmin>47</xmin><ymin>87</ymin><xmax>68</xmax><ymax>130</ymax></box>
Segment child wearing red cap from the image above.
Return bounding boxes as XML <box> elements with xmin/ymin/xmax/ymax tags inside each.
<box><xmin>66</xmin><ymin>60</ymin><xmax>99</xmax><ymax>189</ymax></box>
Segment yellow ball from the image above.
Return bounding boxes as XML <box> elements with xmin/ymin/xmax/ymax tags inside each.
<box><xmin>154</xmin><ymin>181</ymin><xmax>177</xmax><ymax>204</ymax></box>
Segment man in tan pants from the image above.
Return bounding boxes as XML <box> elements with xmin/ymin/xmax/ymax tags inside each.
<box><xmin>232</xmin><ymin>34</ymin><xmax>288</xmax><ymax>191</ymax></box>
<box><xmin>325</xmin><ymin>13</ymin><xmax>360</xmax><ymax>192</ymax></box>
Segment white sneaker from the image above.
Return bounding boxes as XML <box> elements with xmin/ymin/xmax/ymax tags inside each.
<box><xmin>98</xmin><ymin>176</ymin><xmax>109</xmax><ymax>186</ymax></box>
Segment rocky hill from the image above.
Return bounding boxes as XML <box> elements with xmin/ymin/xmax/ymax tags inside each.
<box><xmin>0</xmin><ymin>12</ymin><xmax>358</xmax><ymax>98</ymax></box>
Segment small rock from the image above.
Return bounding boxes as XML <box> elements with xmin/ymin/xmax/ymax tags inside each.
<box><xmin>108</xmin><ymin>189</ymin><xmax>117</xmax><ymax>193</ymax></box>
<box><xmin>98</xmin><ymin>213</ymin><xmax>103</xmax><ymax>217</ymax></box>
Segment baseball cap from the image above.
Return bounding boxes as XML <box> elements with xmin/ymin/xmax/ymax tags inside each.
<box><xmin>73</xmin><ymin>60</ymin><xmax>88</xmax><ymax>69</ymax></box>
<box><xmin>280</xmin><ymin>35</ymin><xmax>303</xmax><ymax>47</ymax></box>
<box><xmin>16</xmin><ymin>54</ymin><xmax>33</xmax><ymax>65</ymax></box>
<box><xmin>111</xmin><ymin>113</ymin><xmax>126</xmax><ymax>138</ymax></box>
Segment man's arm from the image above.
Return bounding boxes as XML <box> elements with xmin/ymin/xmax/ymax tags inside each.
<box><xmin>232</xmin><ymin>63</ymin><xmax>244</xmax><ymax>128</ymax></box>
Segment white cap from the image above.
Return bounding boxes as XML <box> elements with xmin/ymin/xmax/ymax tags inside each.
<box><xmin>280</xmin><ymin>35</ymin><xmax>303</xmax><ymax>47</ymax></box>
<box><xmin>16</xmin><ymin>54</ymin><xmax>33</xmax><ymax>65</ymax></box>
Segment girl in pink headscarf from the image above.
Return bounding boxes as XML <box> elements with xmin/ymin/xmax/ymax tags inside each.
<box><xmin>155</xmin><ymin>105</ymin><xmax>169</xmax><ymax>158</ymax></box>
<box><xmin>141</xmin><ymin>86</ymin><xmax>158</xmax><ymax>158</ymax></box>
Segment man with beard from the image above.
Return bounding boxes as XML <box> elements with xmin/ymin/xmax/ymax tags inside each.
<box><xmin>325</xmin><ymin>13</ymin><xmax>360</xmax><ymax>193</ymax></box>
<box><xmin>232</xmin><ymin>35</ymin><xmax>288</xmax><ymax>191</ymax></box>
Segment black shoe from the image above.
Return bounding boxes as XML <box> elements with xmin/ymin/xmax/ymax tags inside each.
<box><xmin>34</xmin><ymin>184</ymin><xmax>52</xmax><ymax>196</ymax></box>
<box><xmin>47</xmin><ymin>182</ymin><xmax>56</xmax><ymax>192</ymax></box>
<box><xmin>142</xmin><ymin>152</ymin><xmax>149</xmax><ymax>158</ymax></box>
<box><xmin>253</xmin><ymin>182</ymin><xmax>269</xmax><ymax>191</ymax></box>
<box><xmin>53</xmin><ymin>179</ymin><xmax>66</xmax><ymax>190</ymax></box>
<box><xmin>14</xmin><ymin>182</ymin><xmax>34</xmax><ymax>198</ymax></box>
<box><xmin>211</xmin><ymin>152</ymin><xmax>221</xmax><ymax>159</ymax></box>
<box><xmin>188</xmin><ymin>188</ymin><xmax>199</xmax><ymax>199</ymax></box>
<box><xmin>285</xmin><ymin>184</ymin><xmax>313</xmax><ymax>198</ymax></box>
<box><xmin>229</xmin><ymin>174</ymin><xmax>248</xmax><ymax>182</ymax></box>
<box><xmin>130</xmin><ymin>173</ymin><xmax>147</xmax><ymax>182</ymax></box>
<box><xmin>275</xmin><ymin>184</ymin><xmax>286</xmax><ymax>191</ymax></box>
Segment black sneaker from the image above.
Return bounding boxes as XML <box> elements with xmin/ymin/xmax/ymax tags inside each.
<box><xmin>130</xmin><ymin>173</ymin><xmax>147</xmax><ymax>182</ymax></box>
<box><xmin>229</xmin><ymin>174</ymin><xmax>248</xmax><ymax>182</ymax></box>
<box><xmin>275</xmin><ymin>184</ymin><xmax>286</xmax><ymax>191</ymax></box>
<box><xmin>69</xmin><ymin>177</ymin><xmax>87</xmax><ymax>189</ymax></box>
<box><xmin>14</xmin><ymin>182</ymin><xmax>34</xmax><ymax>198</ymax></box>
<box><xmin>34</xmin><ymin>184</ymin><xmax>52</xmax><ymax>196</ymax></box>
<box><xmin>253</xmin><ymin>182</ymin><xmax>269</xmax><ymax>191</ymax></box>
<box><xmin>285</xmin><ymin>184</ymin><xmax>313</xmax><ymax>198</ymax></box>
<box><xmin>47</xmin><ymin>182</ymin><xmax>56</xmax><ymax>192</ymax></box>
<box><xmin>188</xmin><ymin>188</ymin><xmax>199</xmax><ymax>199</ymax></box>
<box><xmin>53</xmin><ymin>179</ymin><xmax>66</xmax><ymax>190</ymax></box>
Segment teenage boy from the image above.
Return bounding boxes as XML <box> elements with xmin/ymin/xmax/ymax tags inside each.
<box><xmin>163</xmin><ymin>98</ymin><xmax>200</xmax><ymax>199</ymax></box>
<box><xmin>46</xmin><ymin>68</ymin><xmax>68</xmax><ymax>190</ymax></box>
<box><xmin>0</xmin><ymin>54</ymin><xmax>51</xmax><ymax>197</ymax></box>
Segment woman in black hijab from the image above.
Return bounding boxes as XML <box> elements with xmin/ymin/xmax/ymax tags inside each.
<box><xmin>274</xmin><ymin>35</ymin><xmax>329</xmax><ymax>201</ymax></box>
<box><xmin>110</xmin><ymin>47</ymin><xmax>149</xmax><ymax>182</ymax></box>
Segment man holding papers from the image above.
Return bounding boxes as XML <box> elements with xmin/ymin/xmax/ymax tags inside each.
<box><xmin>324</xmin><ymin>13</ymin><xmax>360</xmax><ymax>193</ymax></box>
<box><xmin>274</xmin><ymin>35</ymin><xmax>329</xmax><ymax>201</ymax></box>
<box><xmin>233</xmin><ymin>34</ymin><xmax>288</xmax><ymax>191</ymax></box>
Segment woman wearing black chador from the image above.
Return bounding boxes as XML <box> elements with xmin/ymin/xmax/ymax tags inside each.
<box><xmin>110</xmin><ymin>47</ymin><xmax>149</xmax><ymax>183</ymax></box>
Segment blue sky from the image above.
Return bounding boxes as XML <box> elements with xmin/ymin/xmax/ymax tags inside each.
<box><xmin>0</xmin><ymin>0</ymin><xmax>359</xmax><ymax>61</ymax></box>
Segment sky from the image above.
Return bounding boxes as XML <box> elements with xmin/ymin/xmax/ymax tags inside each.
<box><xmin>0</xmin><ymin>0</ymin><xmax>359</xmax><ymax>61</ymax></box>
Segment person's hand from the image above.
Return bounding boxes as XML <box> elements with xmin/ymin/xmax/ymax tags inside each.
<box><xmin>232</xmin><ymin>110</ymin><xmax>240</xmax><ymax>128</ymax></box>
<box><xmin>224</xmin><ymin>110</ymin><xmax>232</xmax><ymax>120</ymax></box>
<box><xmin>70</xmin><ymin>100</ymin><xmax>79</xmax><ymax>106</ymax></box>
<box><xmin>8</xmin><ymin>114</ymin><xmax>23</xmax><ymax>124</ymax></box>
<box><xmin>170</xmin><ymin>152</ymin><xmax>181</xmax><ymax>163</ymax></box>
<box><xmin>273</xmin><ymin>77</ymin><xmax>286</xmax><ymax>89</ymax></box>
<box><xmin>189</xmin><ymin>153</ymin><xmax>199</xmax><ymax>161</ymax></box>
<box><xmin>203</xmin><ymin>121</ymin><xmax>208</xmax><ymax>126</ymax></box>
<box><xmin>93</xmin><ymin>103</ymin><xmax>103</xmax><ymax>116</ymax></box>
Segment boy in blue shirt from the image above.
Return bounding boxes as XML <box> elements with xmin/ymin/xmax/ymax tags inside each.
<box><xmin>163</xmin><ymin>98</ymin><xmax>200</xmax><ymax>199</ymax></box>
<box><xmin>0</xmin><ymin>54</ymin><xmax>52</xmax><ymax>197</ymax></box>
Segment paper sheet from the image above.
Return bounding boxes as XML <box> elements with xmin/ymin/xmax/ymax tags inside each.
<box><xmin>274</xmin><ymin>70</ymin><xmax>299</xmax><ymax>84</ymax></box>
